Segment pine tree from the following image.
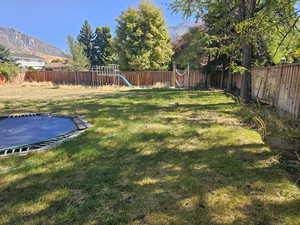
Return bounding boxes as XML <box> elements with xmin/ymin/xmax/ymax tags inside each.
<box><xmin>115</xmin><ymin>1</ymin><xmax>173</xmax><ymax>71</ymax></box>
<box><xmin>77</xmin><ymin>20</ymin><xmax>94</xmax><ymax>60</ymax></box>
<box><xmin>91</xmin><ymin>27</ymin><xmax>114</xmax><ymax>66</ymax></box>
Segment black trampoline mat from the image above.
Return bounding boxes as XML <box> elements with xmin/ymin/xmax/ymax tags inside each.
<box><xmin>0</xmin><ymin>116</ymin><xmax>77</xmax><ymax>149</ymax></box>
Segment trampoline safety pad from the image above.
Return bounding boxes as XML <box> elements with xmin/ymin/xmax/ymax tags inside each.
<box><xmin>0</xmin><ymin>113</ymin><xmax>91</xmax><ymax>157</ymax></box>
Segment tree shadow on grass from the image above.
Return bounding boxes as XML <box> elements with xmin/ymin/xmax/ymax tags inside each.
<box><xmin>1</xmin><ymin>89</ymin><xmax>300</xmax><ymax>225</ymax></box>
<box><xmin>2</xmin><ymin>132</ymin><xmax>299</xmax><ymax>224</ymax></box>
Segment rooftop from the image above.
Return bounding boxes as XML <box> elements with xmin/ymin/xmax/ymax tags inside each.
<box><xmin>11</xmin><ymin>53</ymin><xmax>45</xmax><ymax>61</ymax></box>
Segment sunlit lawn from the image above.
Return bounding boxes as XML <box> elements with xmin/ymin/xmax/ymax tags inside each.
<box><xmin>0</xmin><ymin>85</ymin><xmax>300</xmax><ymax>225</ymax></box>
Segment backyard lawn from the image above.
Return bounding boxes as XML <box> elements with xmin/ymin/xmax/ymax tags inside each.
<box><xmin>0</xmin><ymin>84</ymin><xmax>300</xmax><ymax>225</ymax></box>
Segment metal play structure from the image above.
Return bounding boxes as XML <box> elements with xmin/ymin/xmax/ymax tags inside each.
<box><xmin>90</xmin><ymin>64</ymin><xmax>135</xmax><ymax>87</ymax></box>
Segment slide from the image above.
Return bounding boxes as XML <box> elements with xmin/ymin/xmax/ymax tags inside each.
<box><xmin>116</xmin><ymin>74</ymin><xmax>137</xmax><ymax>88</ymax></box>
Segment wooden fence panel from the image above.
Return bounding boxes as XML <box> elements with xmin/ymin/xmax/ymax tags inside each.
<box><xmin>251</xmin><ymin>67</ymin><xmax>268</xmax><ymax>100</ymax></box>
<box><xmin>252</xmin><ymin>64</ymin><xmax>300</xmax><ymax>118</ymax></box>
<box><xmin>0</xmin><ymin>74</ymin><xmax>5</xmax><ymax>85</ymax></box>
<box><xmin>0</xmin><ymin>72</ymin><xmax>26</xmax><ymax>85</ymax></box>
<box><xmin>277</xmin><ymin>65</ymin><xmax>300</xmax><ymax>116</ymax></box>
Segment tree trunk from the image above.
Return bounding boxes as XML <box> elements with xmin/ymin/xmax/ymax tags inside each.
<box><xmin>220</xmin><ymin>69</ymin><xmax>224</xmax><ymax>89</ymax></box>
<box><xmin>221</xmin><ymin>63</ymin><xmax>226</xmax><ymax>89</ymax></box>
<box><xmin>239</xmin><ymin>0</ymin><xmax>255</xmax><ymax>102</ymax></box>
<box><xmin>240</xmin><ymin>43</ymin><xmax>252</xmax><ymax>102</ymax></box>
<box><xmin>204</xmin><ymin>55</ymin><xmax>211</xmax><ymax>88</ymax></box>
<box><xmin>227</xmin><ymin>59</ymin><xmax>233</xmax><ymax>91</ymax></box>
<box><xmin>172</xmin><ymin>62</ymin><xmax>176</xmax><ymax>87</ymax></box>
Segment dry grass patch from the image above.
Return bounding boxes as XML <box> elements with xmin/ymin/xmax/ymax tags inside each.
<box><xmin>0</xmin><ymin>82</ymin><xmax>133</xmax><ymax>102</ymax></box>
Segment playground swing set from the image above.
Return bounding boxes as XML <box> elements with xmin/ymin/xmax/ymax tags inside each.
<box><xmin>90</xmin><ymin>64</ymin><xmax>136</xmax><ymax>88</ymax></box>
<box><xmin>90</xmin><ymin>63</ymin><xmax>191</xmax><ymax>88</ymax></box>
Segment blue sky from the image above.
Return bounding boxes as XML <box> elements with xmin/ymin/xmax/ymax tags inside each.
<box><xmin>0</xmin><ymin>0</ymin><xmax>185</xmax><ymax>52</ymax></box>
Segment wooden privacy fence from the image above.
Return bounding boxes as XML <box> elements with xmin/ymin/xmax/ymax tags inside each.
<box><xmin>0</xmin><ymin>72</ymin><xmax>26</xmax><ymax>85</ymax></box>
<box><xmin>252</xmin><ymin>63</ymin><xmax>300</xmax><ymax>118</ymax></box>
<box><xmin>25</xmin><ymin>71</ymin><xmax>205</xmax><ymax>88</ymax></box>
<box><xmin>0</xmin><ymin>74</ymin><xmax>5</xmax><ymax>85</ymax></box>
<box><xmin>121</xmin><ymin>71</ymin><xmax>173</xmax><ymax>86</ymax></box>
<box><xmin>210</xmin><ymin>72</ymin><xmax>241</xmax><ymax>90</ymax></box>
<box><xmin>175</xmin><ymin>70</ymin><xmax>206</xmax><ymax>88</ymax></box>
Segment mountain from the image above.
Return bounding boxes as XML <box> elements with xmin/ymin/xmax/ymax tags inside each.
<box><xmin>0</xmin><ymin>26</ymin><xmax>65</xmax><ymax>57</ymax></box>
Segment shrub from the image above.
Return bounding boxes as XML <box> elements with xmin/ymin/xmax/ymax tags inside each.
<box><xmin>51</xmin><ymin>58</ymin><xmax>63</xmax><ymax>63</ymax></box>
<box><xmin>0</xmin><ymin>63</ymin><xmax>20</xmax><ymax>80</ymax></box>
<box><xmin>27</xmin><ymin>66</ymin><xmax>36</xmax><ymax>71</ymax></box>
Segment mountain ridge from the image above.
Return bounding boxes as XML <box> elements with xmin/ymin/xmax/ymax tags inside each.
<box><xmin>0</xmin><ymin>26</ymin><xmax>65</xmax><ymax>58</ymax></box>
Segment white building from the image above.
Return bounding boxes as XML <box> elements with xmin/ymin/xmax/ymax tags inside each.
<box><xmin>11</xmin><ymin>53</ymin><xmax>45</xmax><ymax>70</ymax></box>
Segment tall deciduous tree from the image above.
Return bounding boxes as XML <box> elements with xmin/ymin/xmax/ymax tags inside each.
<box><xmin>67</xmin><ymin>35</ymin><xmax>90</xmax><ymax>71</ymax></box>
<box><xmin>91</xmin><ymin>27</ymin><xmax>114</xmax><ymax>66</ymax></box>
<box><xmin>77</xmin><ymin>20</ymin><xmax>94</xmax><ymax>61</ymax></box>
<box><xmin>115</xmin><ymin>1</ymin><xmax>173</xmax><ymax>71</ymax></box>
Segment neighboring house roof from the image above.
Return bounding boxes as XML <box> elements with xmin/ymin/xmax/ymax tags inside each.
<box><xmin>46</xmin><ymin>63</ymin><xmax>67</xmax><ymax>68</ymax></box>
<box><xmin>45</xmin><ymin>62</ymin><xmax>69</xmax><ymax>69</ymax></box>
<box><xmin>172</xmin><ymin>24</ymin><xmax>207</xmax><ymax>50</ymax></box>
<box><xmin>11</xmin><ymin>53</ymin><xmax>45</xmax><ymax>62</ymax></box>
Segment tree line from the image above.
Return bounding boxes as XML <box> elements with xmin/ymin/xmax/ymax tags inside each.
<box><xmin>68</xmin><ymin>1</ymin><xmax>173</xmax><ymax>72</ymax></box>
<box><xmin>68</xmin><ymin>0</ymin><xmax>300</xmax><ymax>101</ymax></box>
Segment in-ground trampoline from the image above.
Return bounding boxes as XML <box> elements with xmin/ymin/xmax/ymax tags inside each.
<box><xmin>0</xmin><ymin>113</ymin><xmax>91</xmax><ymax>157</ymax></box>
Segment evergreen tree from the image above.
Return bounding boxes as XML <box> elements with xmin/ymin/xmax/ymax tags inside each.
<box><xmin>77</xmin><ymin>20</ymin><xmax>94</xmax><ymax>60</ymax></box>
<box><xmin>0</xmin><ymin>44</ymin><xmax>12</xmax><ymax>63</ymax></box>
<box><xmin>115</xmin><ymin>1</ymin><xmax>173</xmax><ymax>71</ymax></box>
<box><xmin>67</xmin><ymin>35</ymin><xmax>90</xmax><ymax>71</ymax></box>
<box><xmin>0</xmin><ymin>45</ymin><xmax>18</xmax><ymax>80</ymax></box>
<box><xmin>91</xmin><ymin>27</ymin><xmax>114</xmax><ymax>66</ymax></box>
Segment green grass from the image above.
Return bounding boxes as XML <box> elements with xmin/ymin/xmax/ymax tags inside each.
<box><xmin>0</xmin><ymin>87</ymin><xmax>300</xmax><ymax>225</ymax></box>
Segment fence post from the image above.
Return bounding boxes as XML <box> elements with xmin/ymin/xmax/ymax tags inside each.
<box><xmin>274</xmin><ymin>65</ymin><xmax>284</xmax><ymax>106</ymax></box>
<box><xmin>91</xmin><ymin>72</ymin><xmax>93</xmax><ymax>87</ymax></box>
<box><xmin>220</xmin><ymin>67</ymin><xmax>224</xmax><ymax>89</ymax></box>
<box><xmin>172</xmin><ymin>62</ymin><xmax>176</xmax><ymax>87</ymax></box>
